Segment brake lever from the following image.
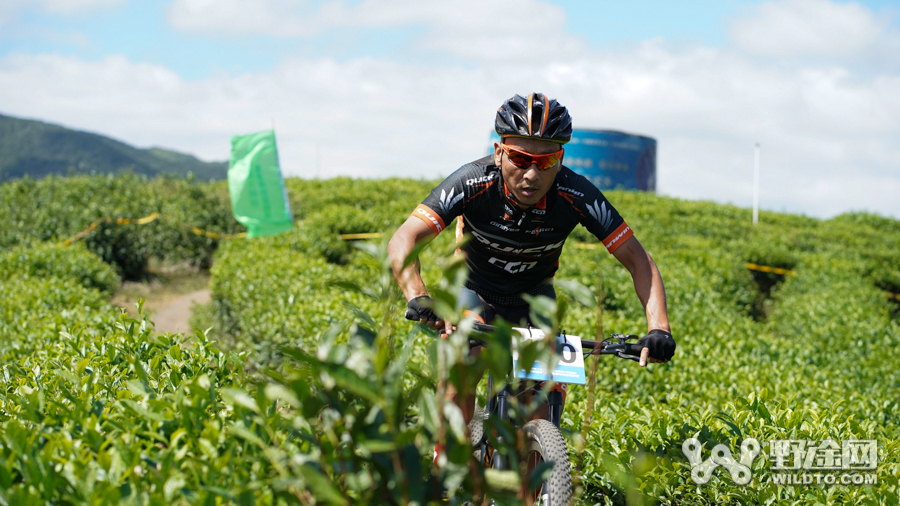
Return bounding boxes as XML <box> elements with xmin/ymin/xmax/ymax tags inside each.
<box><xmin>598</xmin><ymin>334</ymin><xmax>642</xmax><ymax>361</ymax></box>
<box><xmin>598</xmin><ymin>343</ymin><xmax>640</xmax><ymax>361</ymax></box>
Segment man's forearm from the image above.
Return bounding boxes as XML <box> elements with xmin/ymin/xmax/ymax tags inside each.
<box><xmin>387</xmin><ymin>219</ymin><xmax>433</xmax><ymax>301</ymax></box>
<box><xmin>392</xmin><ymin>257</ymin><xmax>428</xmax><ymax>301</ymax></box>
<box><xmin>614</xmin><ymin>237</ymin><xmax>670</xmax><ymax>333</ymax></box>
<box><xmin>633</xmin><ymin>254</ymin><xmax>670</xmax><ymax>332</ymax></box>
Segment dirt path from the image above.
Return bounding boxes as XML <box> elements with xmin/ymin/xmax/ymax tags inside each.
<box><xmin>151</xmin><ymin>289</ymin><xmax>211</xmax><ymax>334</ymax></box>
<box><xmin>112</xmin><ymin>270</ymin><xmax>211</xmax><ymax>334</ymax></box>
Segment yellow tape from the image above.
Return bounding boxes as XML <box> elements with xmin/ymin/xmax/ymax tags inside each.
<box><xmin>191</xmin><ymin>227</ymin><xmax>247</xmax><ymax>239</ymax></box>
<box><xmin>572</xmin><ymin>242</ymin><xmax>604</xmax><ymax>249</ymax></box>
<box><xmin>113</xmin><ymin>212</ymin><xmax>160</xmax><ymax>225</ymax></box>
<box><xmin>340</xmin><ymin>232</ymin><xmax>383</xmax><ymax>240</ymax></box>
<box><xmin>63</xmin><ymin>212</ymin><xmax>161</xmax><ymax>245</ymax></box>
<box><xmin>747</xmin><ymin>263</ymin><xmax>794</xmax><ymax>276</ymax></box>
<box><xmin>62</xmin><ymin>221</ymin><xmax>101</xmax><ymax>245</ymax></box>
<box><xmin>135</xmin><ymin>212</ymin><xmax>160</xmax><ymax>225</ymax></box>
<box><xmin>64</xmin><ymin>212</ymin><xmax>246</xmax><ymax>244</ymax></box>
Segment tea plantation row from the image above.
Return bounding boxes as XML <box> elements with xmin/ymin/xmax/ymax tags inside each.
<box><xmin>0</xmin><ymin>173</ymin><xmax>243</xmax><ymax>279</ymax></box>
<box><xmin>2</xmin><ymin>174</ymin><xmax>899</xmax><ymax>504</ymax></box>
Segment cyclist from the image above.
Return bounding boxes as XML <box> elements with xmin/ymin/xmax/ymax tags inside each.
<box><xmin>387</xmin><ymin>92</ymin><xmax>675</xmax><ymax>424</ymax></box>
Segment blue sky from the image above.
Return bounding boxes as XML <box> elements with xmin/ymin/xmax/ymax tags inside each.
<box><xmin>1</xmin><ymin>0</ymin><xmax>899</xmax><ymax>218</ymax></box>
<box><xmin>4</xmin><ymin>0</ymin><xmax>896</xmax><ymax>78</ymax></box>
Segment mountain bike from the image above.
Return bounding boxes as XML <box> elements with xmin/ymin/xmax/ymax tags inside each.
<box><xmin>464</xmin><ymin>322</ymin><xmax>643</xmax><ymax>506</ymax></box>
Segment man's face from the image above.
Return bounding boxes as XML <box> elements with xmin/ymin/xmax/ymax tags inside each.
<box><xmin>493</xmin><ymin>137</ymin><xmax>563</xmax><ymax>207</ymax></box>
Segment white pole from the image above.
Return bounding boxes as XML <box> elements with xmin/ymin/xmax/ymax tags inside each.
<box><xmin>752</xmin><ymin>143</ymin><xmax>760</xmax><ymax>225</ymax></box>
<box><xmin>315</xmin><ymin>143</ymin><xmax>321</xmax><ymax>179</ymax></box>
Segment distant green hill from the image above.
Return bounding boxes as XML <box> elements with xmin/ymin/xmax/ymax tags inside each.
<box><xmin>0</xmin><ymin>113</ymin><xmax>226</xmax><ymax>181</ymax></box>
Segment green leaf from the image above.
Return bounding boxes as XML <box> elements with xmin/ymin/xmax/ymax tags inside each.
<box><xmin>554</xmin><ymin>278</ymin><xmax>597</xmax><ymax>307</ymax></box>
<box><xmin>715</xmin><ymin>412</ymin><xmax>743</xmax><ymax>440</ymax></box>
<box><xmin>402</xmin><ymin>236</ymin><xmax>434</xmax><ymax>269</ymax></box>
<box><xmin>221</xmin><ymin>388</ymin><xmax>260</xmax><ymax>414</ymax></box>
<box><xmin>298</xmin><ymin>465</ymin><xmax>349</xmax><ymax>506</ymax></box>
<box><xmin>126</xmin><ymin>379</ymin><xmax>150</xmax><ymax>398</ymax></box>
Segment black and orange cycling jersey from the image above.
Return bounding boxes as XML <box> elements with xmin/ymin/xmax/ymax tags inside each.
<box><xmin>410</xmin><ymin>155</ymin><xmax>634</xmax><ymax>304</ymax></box>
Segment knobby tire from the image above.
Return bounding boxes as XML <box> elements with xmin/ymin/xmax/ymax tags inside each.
<box><xmin>523</xmin><ymin>419</ymin><xmax>573</xmax><ymax>506</ymax></box>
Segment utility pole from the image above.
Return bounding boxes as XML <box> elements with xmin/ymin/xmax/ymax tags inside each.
<box><xmin>753</xmin><ymin>143</ymin><xmax>760</xmax><ymax>225</ymax></box>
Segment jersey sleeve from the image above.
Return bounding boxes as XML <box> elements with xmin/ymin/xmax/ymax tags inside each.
<box><xmin>576</xmin><ymin>181</ymin><xmax>634</xmax><ymax>254</ymax></box>
<box><xmin>410</xmin><ymin>166</ymin><xmax>468</xmax><ymax>235</ymax></box>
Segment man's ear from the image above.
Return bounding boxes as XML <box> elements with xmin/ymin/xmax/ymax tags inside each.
<box><xmin>493</xmin><ymin>142</ymin><xmax>503</xmax><ymax>166</ymax></box>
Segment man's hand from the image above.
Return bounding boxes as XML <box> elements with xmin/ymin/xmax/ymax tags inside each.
<box><xmin>636</xmin><ymin>329</ymin><xmax>675</xmax><ymax>367</ymax></box>
<box><xmin>405</xmin><ymin>296</ymin><xmax>444</xmax><ymax>330</ymax></box>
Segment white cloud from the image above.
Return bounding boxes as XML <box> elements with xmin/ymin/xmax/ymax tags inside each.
<box><xmin>166</xmin><ymin>0</ymin><xmax>583</xmax><ymax>60</ymax></box>
<box><xmin>1</xmin><ymin>0</ymin><xmax>899</xmax><ymax>219</ymax></box>
<box><xmin>167</xmin><ymin>0</ymin><xmax>561</xmax><ymax>35</ymax></box>
<box><xmin>730</xmin><ymin>0</ymin><xmax>897</xmax><ymax>59</ymax></box>
<box><xmin>0</xmin><ymin>0</ymin><xmax>121</xmax><ymax>20</ymax></box>
<box><xmin>39</xmin><ymin>0</ymin><xmax>123</xmax><ymax>14</ymax></box>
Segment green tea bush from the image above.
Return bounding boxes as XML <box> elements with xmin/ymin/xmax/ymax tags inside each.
<box><xmin>0</xmin><ymin>243</ymin><xmax>256</xmax><ymax>503</ymax></box>
<box><xmin>0</xmin><ymin>174</ymin><xmax>243</xmax><ymax>278</ymax></box>
<box><xmin>0</xmin><ymin>242</ymin><xmax>119</xmax><ymax>293</ymax></box>
<box><xmin>0</xmin><ymin>311</ymin><xmax>251</xmax><ymax>504</ymax></box>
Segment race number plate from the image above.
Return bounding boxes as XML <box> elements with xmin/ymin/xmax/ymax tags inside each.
<box><xmin>511</xmin><ymin>327</ymin><xmax>587</xmax><ymax>385</ymax></box>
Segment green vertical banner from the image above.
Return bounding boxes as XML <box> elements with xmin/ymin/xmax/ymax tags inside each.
<box><xmin>228</xmin><ymin>130</ymin><xmax>293</xmax><ymax>238</ymax></box>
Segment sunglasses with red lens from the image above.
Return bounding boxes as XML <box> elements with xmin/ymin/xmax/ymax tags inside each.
<box><xmin>498</xmin><ymin>143</ymin><xmax>564</xmax><ymax>171</ymax></box>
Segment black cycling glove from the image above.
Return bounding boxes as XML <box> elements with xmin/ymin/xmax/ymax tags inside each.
<box><xmin>405</xmin><ymin>296</ymin><xmax>439</xmax><ymax>323</ymax></box>
<box><xmin>637</xmin><ymin>329</ymin><xmax>676</xmax><ymax>361</ymax></box>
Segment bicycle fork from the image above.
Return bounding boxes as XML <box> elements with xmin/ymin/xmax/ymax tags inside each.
<box><xmin>486</xmin><ymin>378</ymin><xmax>511</xmax><ymax>470</ymax></box>
<box><xmin>547</xmin><ymin>389</ymin><xmax>563</xmax><ymax>428</ymax></box>
<box><xmin>483</xmin><ymin>380</ymin><xmax>565</xmax><ymax>471</ymax></box>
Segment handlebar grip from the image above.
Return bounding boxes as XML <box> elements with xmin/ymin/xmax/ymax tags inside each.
<box><xmin>624</xmin><ymin>343</ymin><xmax>645</xmax><ymax>358</ymax></box>
<box><xmin>472</xmin><ymin>322</ymin><xmax>496</xmax><ymax>333</ymax></box>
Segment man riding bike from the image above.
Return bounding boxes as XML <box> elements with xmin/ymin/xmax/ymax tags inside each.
<box><xmin>387</xmin><ymin>92</ymin><xmax>675</xmax><ymax>430</ymax></box>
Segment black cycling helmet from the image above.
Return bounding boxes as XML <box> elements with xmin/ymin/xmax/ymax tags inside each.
<box><xmin>495</xmin><ymin>92</ymin><xmax>573</xmax><ymax>145</ymax></box>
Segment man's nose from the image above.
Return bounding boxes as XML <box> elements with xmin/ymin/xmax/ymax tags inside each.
<box><xmin>523</xmin><ymin>164</ymin><xmax>540</xmax><ymax>180</ymax></box>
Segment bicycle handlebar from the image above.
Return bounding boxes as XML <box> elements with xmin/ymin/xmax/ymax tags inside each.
<box><xmin>468</xmin><ymin>322</ymin><xmax>643</xmax><ymax>362</ymax></box>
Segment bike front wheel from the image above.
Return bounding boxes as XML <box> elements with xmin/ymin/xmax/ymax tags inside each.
<box><xmin>523</xmin><ymin>419</ymin><xmax>572</xmax><ymax>506</ymax></box>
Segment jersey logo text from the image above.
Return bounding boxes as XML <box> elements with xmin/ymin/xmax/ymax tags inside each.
<box><xmin>472</xmin><ymin>230</ymin><xmax>564</xmax><ymax>255</ymax></box>
<box><xmin>413</xmin><ymin>204</ymin><xmax>445</xmax><ymax>234</ymax></box>
<box><xmin>488</xmin><ymin>257</ymin><xmax>539</xmax><ymax>273</ymax></box>
<box><xmin>490</xmin><ymin>221</ymin><xmax>520</xmax><ymax>233</ymax></box>
<box><xmin>466</xmin><ymin>175</ymin><xmax>496</xmax><ymax>186</ymax></box>
<box><xmin>604</xmin><ymin>225</ymin><xmax>632</xmax><ymax>252</ymax></box>
<box><xmin>558</xmin><ymin>186</ymin><xmax>585</xmax><ymax>197</ymax></box>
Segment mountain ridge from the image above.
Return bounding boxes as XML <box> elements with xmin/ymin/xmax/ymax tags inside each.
<box><xmin>0</xmin><ymin>113</ymin><xmax>226</xmax><ymax>181</ymax></box>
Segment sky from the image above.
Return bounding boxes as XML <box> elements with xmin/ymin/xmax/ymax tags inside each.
<box><xmin>1</xmin><ymin>0</ymin><xmax>899</xmax><ymax>219</ymax></box>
